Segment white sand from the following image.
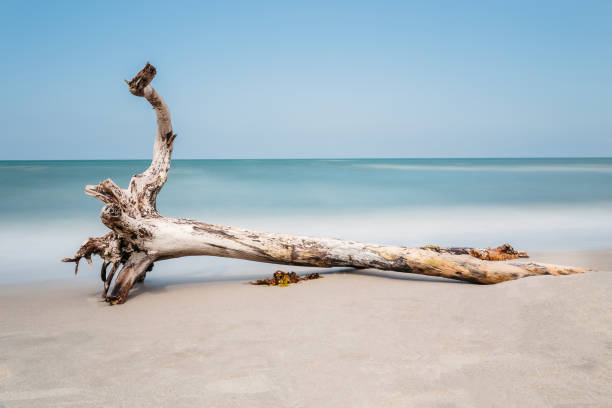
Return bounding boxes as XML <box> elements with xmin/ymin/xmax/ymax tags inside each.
<box><xmin>0</xmin><ymin>249</ymin><xmax>610</xmax><ymax>407</ymax></box>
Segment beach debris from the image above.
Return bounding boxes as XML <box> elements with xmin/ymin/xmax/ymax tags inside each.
<box><xmin>251</xmin><ymin>271</ymin><xmax>322</xmax><ymax>286</ymax></box>
<box><xmin>62</xmin><ymin>62</ymin><xmax>589</xmax><ymax>305</ymax></box>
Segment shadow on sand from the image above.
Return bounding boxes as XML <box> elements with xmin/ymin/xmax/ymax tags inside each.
<box><xmin>89</xmin><ymin>267</ymin><xmax>469</xmax><ymax>302</ymax></box>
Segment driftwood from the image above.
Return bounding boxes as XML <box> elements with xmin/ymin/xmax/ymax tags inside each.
<box><xmin>63</xmin><ymin>63</ymin><xmax>587</xmax><ymax>304</ymax></box>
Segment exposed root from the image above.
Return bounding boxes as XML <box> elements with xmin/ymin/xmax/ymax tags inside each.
<box><xmin>103</xmin><ymin>263</ymin><xmax>120</xmax><ymax>298</ymax></box>
<box><xmin>251</xmin><ymin>270</ymin><xmax>323</xmax><ymax>287</ymax></box>
<box><xmin>105</xmin><ymin>252</ymin><xmax>153</xmax><ymax>304</ymax></box>
<box><xmin>136</xmin><ymin>263</ymin><xmax>154</xmax><ymax>283</ymax></box>
<box><xmin>100</xmin><ymin>261</ymin><xmax>109</xmax><ymax>282</ymax></box>
<box><xmin>63</xmin><ymin>230</ymin><xmax>146</xmax><ymax>301</ymax></box>
<box><xmin>62</xmin><ymin>232</ymin><xmax>123</xmax><ymax>275</ymax></box>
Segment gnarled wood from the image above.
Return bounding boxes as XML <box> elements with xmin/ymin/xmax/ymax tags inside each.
<box><xmin>106</xmin><ymin>252</ymin><xmax>154</xmax><ymax>305</ymax></box>
<box><xmin>63</xmin><ymin>63</ymin><xmax>589</xmax><ymax>304</ymax></box>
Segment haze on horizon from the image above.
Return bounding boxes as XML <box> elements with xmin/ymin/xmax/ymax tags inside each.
<box><xmin>1</xmin><ymin>0</ymin><xmax>610</xmax><ymax>160</ymax></box>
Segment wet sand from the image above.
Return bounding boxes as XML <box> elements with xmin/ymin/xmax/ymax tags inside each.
<box><xmin>0</xmin><ymin>249</ymin><xmax>610</xmax><ymax>407</ymax></box>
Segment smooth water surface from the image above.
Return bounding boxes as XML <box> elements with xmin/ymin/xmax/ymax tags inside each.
<box><xmin>1</xmin><ymin>158</ymin><xmax>611</xmax><ymax>283</ymax></box>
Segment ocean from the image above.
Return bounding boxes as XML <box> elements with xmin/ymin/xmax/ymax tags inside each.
<box><xmin>1</xmin><ymin>158</ymin><xmax>611</xmax><ymax>283</ymax></box>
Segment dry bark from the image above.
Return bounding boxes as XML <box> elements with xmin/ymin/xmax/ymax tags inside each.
<box><xmin>63</xmin><ymin>63</ymin><xmax>588</xmax><ymax>304</ymax></box>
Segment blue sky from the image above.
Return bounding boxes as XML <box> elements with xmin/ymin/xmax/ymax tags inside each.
<box><xmin>1</xmin><ymin>0</ymin><xmax>610</xmax><ymax>159</ymax></box>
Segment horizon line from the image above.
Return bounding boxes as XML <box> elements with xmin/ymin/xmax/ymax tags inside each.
<box><xmin>1</xmin><ymin>156</ymin><xmax>611</xmax><ymax>162</ymax></box>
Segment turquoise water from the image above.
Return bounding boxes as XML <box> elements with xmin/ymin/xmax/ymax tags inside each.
<box><xmin>2</xmin><ymin>158</ymin><xmax>612</xmax><ymax>220</ymax></box>
<box><xmin>1</xmin><ymin>158</ymin><xmax>611</xmax><ymax>283</ymax></box>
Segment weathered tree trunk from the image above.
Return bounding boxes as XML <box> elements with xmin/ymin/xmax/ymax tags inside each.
<box><xmin>63</xmin><ymin>63</ymin><xmax>588</xmax><ymax>304</ymax></box>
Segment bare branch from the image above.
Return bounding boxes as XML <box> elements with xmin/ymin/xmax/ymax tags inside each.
<box><xmin>125</xmin><ymin>62</ymin><xmax>176</xmax><ymax>217</ymax></box>
<box><xmin>126</xmin><ymin>62</ymin><xmax>156</xmax><ymax>97</ymax></box>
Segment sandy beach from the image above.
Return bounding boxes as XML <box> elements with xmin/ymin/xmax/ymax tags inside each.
<box><xmin>3</xmin><ymin>0</ymin><xmax>611</xmax><ymax>406</ymax></box>
<box><xmin>1</xmin><ymin>249</ymin><xmax>610</xmax><ymax>407</ymax></box>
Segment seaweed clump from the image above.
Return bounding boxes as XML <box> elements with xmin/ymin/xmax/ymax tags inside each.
<box><xmin>251</xmin><ymin>270</ymin><xmax>323</xmax><ymax>287</ymax></box>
